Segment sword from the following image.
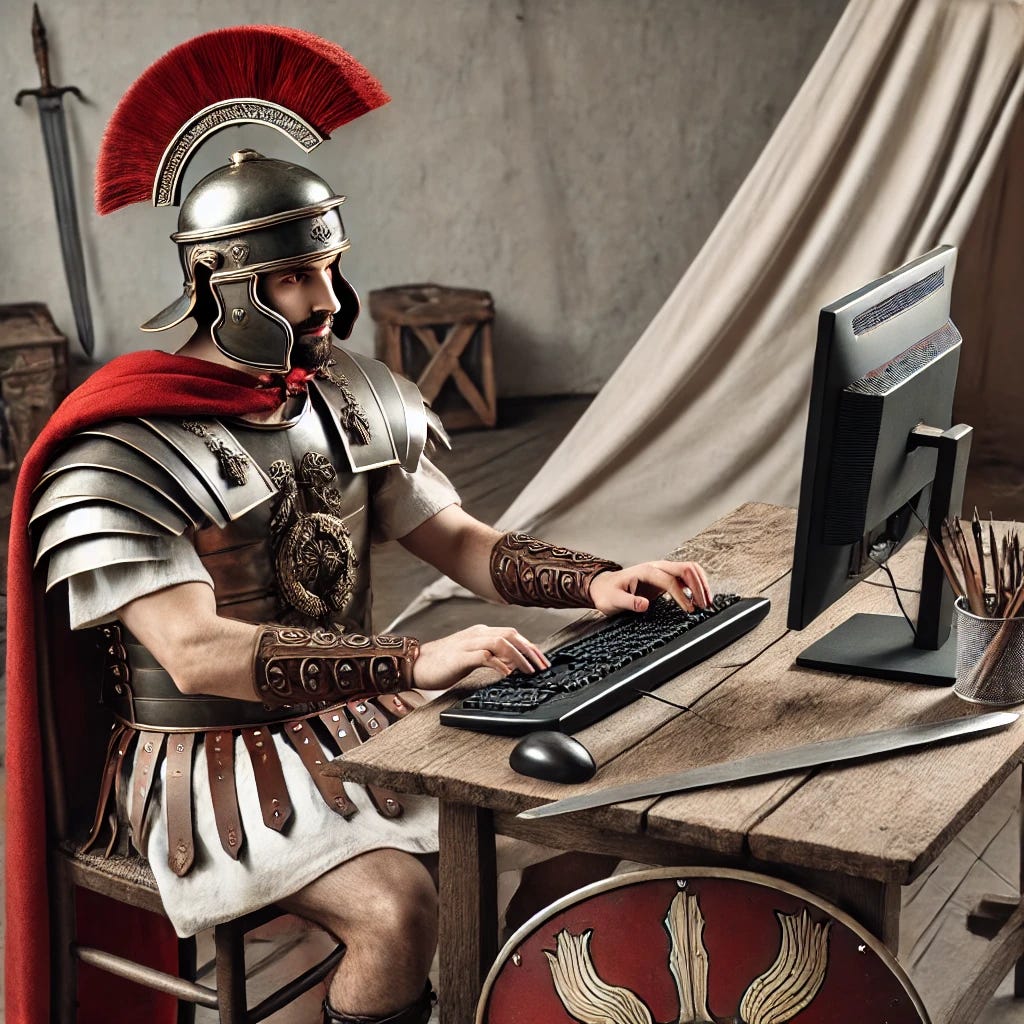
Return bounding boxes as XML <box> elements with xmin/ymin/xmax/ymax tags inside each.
<box><xmin>517</xmin><ymin>711</ymin><xmax>1018</xmax><ymax>820</ymax></box>
<box><xmin>15</xmin><ymin>4</ymin><xmax>95</xmax><ymax>357</ymax></box>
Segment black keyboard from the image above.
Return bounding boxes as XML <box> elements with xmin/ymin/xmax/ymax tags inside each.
<box><xmin>439</xmin><ymin>593</ymin><xmax>771</xmax><ymax>735</ymax></box>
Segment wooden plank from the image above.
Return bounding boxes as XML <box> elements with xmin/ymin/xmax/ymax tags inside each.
<box><xmin>414</xmin><ymin>324</ymin><xmax>476</xmax><ymax>403</ymax></box>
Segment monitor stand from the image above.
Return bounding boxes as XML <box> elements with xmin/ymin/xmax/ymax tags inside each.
<box><xmin>796</xmin><ymin>422</ymin><xmax>972</xmax><ymax>687</ymax></box>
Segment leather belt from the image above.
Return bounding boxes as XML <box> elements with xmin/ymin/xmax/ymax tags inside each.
<box><xmin>206</xmin><ymin>730</ymin><xmax>244</xmax><ymax>859</ymax></box>
<box><xmin>165</xmin><ymin>733</ymin><xmax>196</xmax><ymax>876</ymax></box>
<box><xmin>241</xmin><ymin>726</ymin><xmax>293</xmax><ymax>832</ymax></box>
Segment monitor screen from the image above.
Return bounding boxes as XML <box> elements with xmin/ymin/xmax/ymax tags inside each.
<box><xmin>788</xmin><ymin>245</ymin><xmax>971</xmax><ymax>685</ymax></box>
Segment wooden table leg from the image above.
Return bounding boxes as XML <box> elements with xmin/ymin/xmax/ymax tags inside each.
<box><xmin>1017</xmin><ymin>769</ymin><xmax>1024</xmax><ymax>997</ymax></box>
<box><xmin>438</xmin><ymin>800</ymin><xmax>498</xmax><ymax>1024</ymax></box>
<box><xmin>798</xmin><ymin>870</ymin><xmax>901</xmax><ymax>951</ymax></box>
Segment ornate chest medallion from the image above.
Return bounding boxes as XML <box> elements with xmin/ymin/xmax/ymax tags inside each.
<box><xmin>270</xmin><ymin>450</ymin><xmax>359</xmax><ymax>622</ymax></box>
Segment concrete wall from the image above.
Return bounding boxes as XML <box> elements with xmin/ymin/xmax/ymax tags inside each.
<box><xmin>1</xmin><ymin>0</ymin><xmax>846</xmax><ymax>395</ymax></box>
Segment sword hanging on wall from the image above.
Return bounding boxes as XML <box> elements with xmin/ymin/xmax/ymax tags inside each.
<box><xmin>15</xmin><ymin>4</ymin><xmax>95</xmax><ymax>358</ymax></box>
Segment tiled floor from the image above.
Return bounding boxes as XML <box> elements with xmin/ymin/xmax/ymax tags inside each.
<box><xmin>4</xmin><ymin>394</ymin><xmax>1024</xmax><ymax>1021</ymax></box>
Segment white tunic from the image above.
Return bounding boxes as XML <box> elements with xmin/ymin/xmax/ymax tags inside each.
<box><xmin>68</xmin><ymin>456</ymin><xmax>460</xmax><ymax>936</ymax></box>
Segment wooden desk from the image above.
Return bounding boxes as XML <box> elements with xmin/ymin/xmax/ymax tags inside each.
<box><xmin>334</xmin><ymin>503</ymin><xmax>1024</xmax><ymax>1023</ymax></box>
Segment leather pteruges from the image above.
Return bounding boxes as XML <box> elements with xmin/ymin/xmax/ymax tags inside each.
<box><xmin>489</xmin><ymin>531</ymin><xmax>622</xmax><ymax>609</ymax></box>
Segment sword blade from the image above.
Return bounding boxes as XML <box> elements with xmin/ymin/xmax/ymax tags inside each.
<box><xmin>38</xmin><ymin>95</ymin><xmax>94</xmax><ymax>356</ymax></box>
<box><xmin>517</xmin><ymin>711</ymin><xmax>1018</xmax><ymax>820</ymax></box>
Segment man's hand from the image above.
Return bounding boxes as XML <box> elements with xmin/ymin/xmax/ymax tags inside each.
<box><xmin>412</xmin><ymin>624</ymin><xmax>550</xmax><ymax>690</ymax></box>
<box><xmin>589</xmin><ymin>560</ymin><xmax>712</xmax><ymax>615</ymax></box>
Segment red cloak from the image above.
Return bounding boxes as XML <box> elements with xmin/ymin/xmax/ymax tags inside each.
<box><xmin>5</xmin><ymin>351</ymin><xmax>284</xmax><ymax>1024</ymax></box>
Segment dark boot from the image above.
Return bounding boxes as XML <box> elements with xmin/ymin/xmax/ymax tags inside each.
<box><xmin>322</xmin><ymin>982</ymin><xmax>434</xmax><ymax>1024</ymax></box>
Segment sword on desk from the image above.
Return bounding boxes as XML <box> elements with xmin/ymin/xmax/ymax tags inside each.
<box><xmin>15</xmin><ymin>4</ymin><xmax>95</xmax><ymax>357</ymax></box>
<box><xmin>518</xmin><ymin>711</ymin><xmax>1018</xmax><ymax>820</ymax></box>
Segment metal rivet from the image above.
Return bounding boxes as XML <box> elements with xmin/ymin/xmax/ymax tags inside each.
<box><xmin>356</xmin><ymin>703</ymin><xmax>367</xmax><ymax>713</ymax></box>
<box><xmin>857</xmin><ymin>944</ymin><xmax>867</xmax><ymax>954</ymax></box>
<box><xmin>231</xmin><ymin>307</ymin><xmax>247</xmax><ymax>325</ymax></box>
<box><xmin>512</xmin><ymin>952</ymin><xmax>522</xmax><ymax>967</ymax></box>
<box><xmin>368</xmin><ymin>720</ymin><xmax>379</xmax><ymax>730</ymax></box>
<box><xmin>143</xmin><ymin>742</ymin><xmax>153</xmax><ymax>753</ymax></box>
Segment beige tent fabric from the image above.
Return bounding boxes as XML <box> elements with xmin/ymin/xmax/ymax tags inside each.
<box><xmin>950</xmin><ymin>89</ymin><xmax>1024</xmax><ymax>475</ymax></box>
<box><xmin>397</xmin><ymin>0</ymin><xmax>1024</xmax><ymax>621</ymax></box>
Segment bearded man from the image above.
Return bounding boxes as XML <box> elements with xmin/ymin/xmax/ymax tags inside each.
<box><xmin>7</xmin><ymin>26</ymin><xmax>711</xmax><ymax>1024</ymax></box>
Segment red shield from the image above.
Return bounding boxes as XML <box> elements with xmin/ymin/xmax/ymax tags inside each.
<box><xmin>478</xmin><ymin>868</ymin><xmax>928</xmax><ymax>1024</ymax></box>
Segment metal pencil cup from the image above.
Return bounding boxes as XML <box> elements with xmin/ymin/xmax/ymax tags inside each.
<box><xmin>954</xmin><ymin>598</ymin><xmax>1024</xmax><ymax>706</ymax></box>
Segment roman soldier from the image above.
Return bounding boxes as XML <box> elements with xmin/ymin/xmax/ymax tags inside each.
<box><xmin>6</xmin><ymin>25</ymin><xmax>711</xmax><ymax>1024</ymax></box>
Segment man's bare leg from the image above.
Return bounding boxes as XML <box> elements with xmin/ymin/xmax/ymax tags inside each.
<box><xmin>279</xmin><ymin>848</ymin><xmax>437</xmax><ymax>1020</ymax></box>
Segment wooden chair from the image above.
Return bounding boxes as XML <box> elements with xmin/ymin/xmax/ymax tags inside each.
<box><xmin>38</xmin><ymin>586</ymin><xmax>344</xmax><ymax>1023</ymax></box>
<box><xmin>477</xmin><ymin>866</ymin><xmax>931</xmax><ymax>1024</ymax></box>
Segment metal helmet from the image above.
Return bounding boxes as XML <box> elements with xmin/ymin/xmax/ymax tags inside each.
<box><xmin>140</xmin><ymin>149</ymin><xmax>360</xmax><ymax>372</ymax></box>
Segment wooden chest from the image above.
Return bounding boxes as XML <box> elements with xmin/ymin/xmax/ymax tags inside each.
<box><xmin>0</xmin><ymin>303</ymin><xmax>69</xmax><ymax>474</ymax></box>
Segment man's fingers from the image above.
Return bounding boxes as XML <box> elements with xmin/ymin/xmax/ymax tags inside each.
<box><xmin>604</xmin><ymin>587</ymin><xmax>650</xmax><ymax>614</ymax></box>
<box><xmin>492</xmin><ymin>637</ymin><xmax>536</xmax><ymax>675</ymax></box>
<box><xmin>632</xmin><ymin>565</ymin><xmax>695</xmax><ymax>610</ymax></box>
<box><xmin>480</xmin><ymin>652</ymin><xmax>513</xmax><ymax>676</ymax></box>
<box><xmin>501</xmin><ymin>628</ymin><xmax>550</xmax><ymax>670</ymax></box>
<box><xmin>652</xmin><ymin>560</ymin><xmax>713</xmax><ymax>608</ymax></box>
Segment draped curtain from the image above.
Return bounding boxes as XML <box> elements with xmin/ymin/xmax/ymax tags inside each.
<box><xmin>396</xmin><ymin>0</ymin><xmax>1024</xmax><ymax>623</ymax></box>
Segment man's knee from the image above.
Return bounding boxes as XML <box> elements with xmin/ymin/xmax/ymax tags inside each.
<box><xmin>287</xmin><ymin>848</ymin><xmax>437</xmax><ymax>952</ymax></box>
<box><xmin>360</xmin><ymin>850</ymin><xmax>437</xmax><ymax>947</ymax></box>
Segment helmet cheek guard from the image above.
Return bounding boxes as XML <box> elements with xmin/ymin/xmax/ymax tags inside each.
<box><xmin>210</xmin><ymin>276</ymin><xmax>293</xmax><ymax>371</ymax></box>
<box><xmin>331</xmin><ymin>266</ymin><xmax>360</xmax><ymax>341</ymax></box>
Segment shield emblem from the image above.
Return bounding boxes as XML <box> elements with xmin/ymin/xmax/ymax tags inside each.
<box><xmin>477</xmin><ymin>868</ymin><xmax>929</xmax><ymax>1024</ymax></box>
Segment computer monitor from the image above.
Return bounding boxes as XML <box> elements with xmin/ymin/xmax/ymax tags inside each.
<box><xmin>788</xmin><ymin>245</ymin><xmax>972</xmax><ymax>685</ymax></box>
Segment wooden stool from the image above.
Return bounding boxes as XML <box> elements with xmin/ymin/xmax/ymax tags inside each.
<box><xmin>369</xmin><ymin>284</ymin><xmax>497</xmax><ymax>429</ymax></box>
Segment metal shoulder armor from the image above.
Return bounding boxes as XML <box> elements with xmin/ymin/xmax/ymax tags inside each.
<box><xmin>312</xmin><ymin>348</ymin><xmax>450</xmax><ymax>475</ymax></box>
<box><xmin>30</xmin><ymin>419</ymin><xmax>276</xmax><ymax>589</ymax></box>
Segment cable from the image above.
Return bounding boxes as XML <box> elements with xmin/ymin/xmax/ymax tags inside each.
<box><xmin>862</xmin><ymin>579</ymin><xmax>920</xmax><ymax>594</ymax></box>
<box><xmin>867</xmin><ymin>543</ymin><xmax>918</xmax><ymax>640</ymax></box>
<box><xmin>626</xmin><ymin>686</ymin><xmax>733</xmax><ymax>729</ymax></box>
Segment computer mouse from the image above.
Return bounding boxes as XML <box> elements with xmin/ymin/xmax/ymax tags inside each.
<box><xmin>509</xmin><ymin>730</ymin><xmax>597</xmax><ymax>784</ymax></box>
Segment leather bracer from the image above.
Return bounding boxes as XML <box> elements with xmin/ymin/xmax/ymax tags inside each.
<box><xmin>254</xmin><ymin>626</ymin><xmax>419</xmax><ymax>708</ymax></box>
<box><xmin>489</xmin><ymin>531</ymin><xmax>622</xmax><ymax>609</ymax></box>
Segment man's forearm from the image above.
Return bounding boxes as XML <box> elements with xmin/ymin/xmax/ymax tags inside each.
<box><xmin>399</xmin><ymin>506</ymin><xmax>505</xmax><ymax>601</ymax></box>
<box><xmin>118</xmin><ymin>582</ymin><xmax>419</xmax><ymax>705</ymax></box>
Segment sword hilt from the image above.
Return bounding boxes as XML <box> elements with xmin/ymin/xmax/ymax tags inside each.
<box><xmin>13</xmin><ymin>4</ymin><xmax>84</xmax><ymax>106</ymax></box>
